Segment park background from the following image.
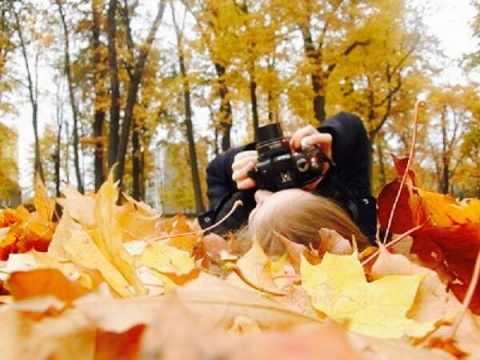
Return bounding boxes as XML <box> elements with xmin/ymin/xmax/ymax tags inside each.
<box><xmin>0</xmin><ymin>0</ymin><xmax>479</xmax><ymax>215</ymax></box>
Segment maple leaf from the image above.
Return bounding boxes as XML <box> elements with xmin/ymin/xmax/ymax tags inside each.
<box><xmin>49</xmin><ymin>174</ymin><xmax>147</xmax><ymax>298</ymax></box>
<box><xmin>6</xmin><ymin>268</ymin><xmax>89</xmax><ymax>303</ymax></box>
<box><xmin>300</xmin><ymin>252</ymin><xmax>435</xmax><ymax>338</ymax></box>
<box><xmin>56</xmin><ymin>184</ymin><xmax>96</xmax><ymax>227</ymax></box>
<box><xmin>411</xmin><ymin>224</ymin><xmax>480</xmax><ymax>314</ymax></box>
<box><xmin>377</xmin><ymin>156</ymin><xmax>424</xmax><ymax>234</ymax></box>
<box><xmin>0</xmin><ymin>178</ymin><xmax>57</xmax><ymax>260</ymax></box>
<box><xmin>416</xmin><ymin>190</ymin><xmax>480</xmax><ymax>227</ymax></box>
<box><xmin>377</xmin><ymin>156</ymin><xmax>480</xmax><ymax>314</ymax></box>
<box><xmin>89</xmin><ymin>173</ymin><xmax>147</xmax><ymax>296</ymax></box>
<box><xmin>140</xmin><ymin>241</ymin><xmax>195</xmax><ymax>276</ymax></box>
<box><xmin>228</xmin><ymin>240</ymin><xmax>285</xmax><ymax>294</ymax></box>
<box><xmin>371</xmin><ymin>245</ymin><xmax>480</xmax><ymax>356</ymax></box>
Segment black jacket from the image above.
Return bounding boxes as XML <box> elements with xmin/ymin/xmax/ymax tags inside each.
<box><xmin>198</xmin><ymin>112</ymin><xmax>377</xmax><ymax>242</ymax></box>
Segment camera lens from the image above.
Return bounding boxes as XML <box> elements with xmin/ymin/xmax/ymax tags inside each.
<box><xmin>257</xmin><ymin>123</ymin><xmax>283</xmax><ymax>143</ymax></box>
<box><xmin>295</xmin><ymin>157</ymin><xmax>310</xmax><ymax>172</ymax></box>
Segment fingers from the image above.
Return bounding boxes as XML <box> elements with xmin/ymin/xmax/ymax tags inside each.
<box><xmin>290</xmin><ymin>125</ymin><xmax>333</xmax><ymax>160</ymax></box>
<box><xmin>290</xmin><ymin>125</ymin><xmax>319</xmax><ymax>149</ymax></box>
<box><xmin>232</xmin><ymin>150</ymin><xmax>258</xmax><ymax>189</ymax></box>
<box><xmin>302</xmin><ymin>132</ymin><xmax>333</xmax><ymax>159</ymax></box>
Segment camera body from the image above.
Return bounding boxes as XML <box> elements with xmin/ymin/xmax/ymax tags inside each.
<box><xmin>249</xmin><ymin>123</ymin><xmax>330</xmax><ymax>192</ymax></box>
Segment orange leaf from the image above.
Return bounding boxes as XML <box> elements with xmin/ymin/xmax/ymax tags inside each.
<box><xmin>96</xmin><ymin>324</ymin><xmax>145</xmax><ymax>360</ymax></box>
<box><xmin>6</xmin><ymin>268</ymin><xmax>90</xmax><ymax>302</ymax></box>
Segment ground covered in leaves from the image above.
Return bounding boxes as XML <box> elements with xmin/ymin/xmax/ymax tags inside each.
<box><xmin>0</xmin><ymin>160</ymin><xmax>480</xmax><ymax>359</ymax></box>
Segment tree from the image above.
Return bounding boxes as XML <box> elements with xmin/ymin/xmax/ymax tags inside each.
<box><xmin>55</xmin><ymin>0</ymin><xmax>84</xmax><ymax>193</ymax></box>
<box><xmin>0</xmin><ymin>124</ymin><xmax>20</xmax><ymax>205</ymax></box>
<box><xmin>91</xmin><ymin>0</ymin><xmax>108</xmax><ymax>190</ymax></box>
<box><xmin>8</xmin><ymin>1</ymin><xmax>49</xmax><ymax>182</ymax></box>
<box><xmin>0</xmin><ymin>1</ymin><xmax>17</xmax><ymax>111</ymax></box>
<box><xmin>107</xmin><ymin>0</ymin><xmax>166</xmax><ymax>191</ymax></box>
<box><xmin>171</xmin><ymin>3</ymin><xmax>205</xmax><ymax>214</ymax></box>
<box><xmin>425</xmin><ymin>85</ymin><xmax>476</xmax><ymax>194</ymax></box>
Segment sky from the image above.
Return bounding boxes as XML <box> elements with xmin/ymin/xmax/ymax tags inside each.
<box><xmin>13</xmin><ymin>0</ymin><xmax>479</xmax><ymax>193</ymax></box>
<box><xmin>425</xmin><ymin>0</ymin><xmax>477</xmax><ymax>82</ymax></box>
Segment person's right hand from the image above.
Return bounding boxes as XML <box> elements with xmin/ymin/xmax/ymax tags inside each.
<box><xmin>232</xmin><ymin>150</ymin><xmax>258</xmax><ymax>189</ymax></box>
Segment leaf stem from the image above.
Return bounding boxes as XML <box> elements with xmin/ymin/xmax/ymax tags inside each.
<box><xmin>362</xmin><ymin>223</ymin><xmax>424</xmax><ymax>266</ymax></box>
<box><xmin>150</xmin><ymin>200</ymin><xmax>243</xmax><ymax>242</ymax></box>
<box><xmin>382</xmin><ymin>100</ymin><xmax>425</xmax><ymax>244</ymax></box>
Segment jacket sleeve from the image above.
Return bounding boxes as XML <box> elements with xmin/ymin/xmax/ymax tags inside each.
<box><xmin>317</xmin><ymin>112</ymin><xmax>372</xmax><ymax>197</ymax></box>
<box><xmin>205</xmin><ymin>144</ymin><xmax>255</xmax><ymax>210</ymax></box>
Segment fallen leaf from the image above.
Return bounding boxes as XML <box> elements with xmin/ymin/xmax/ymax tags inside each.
<box><xmin>0</xmin><ymin>307</ymin><xmax>95</xmax><ymax>360</ymax></box>
<box><xmin>301</xmin><ymin>252</ymin><xmax>435</xmax><ymax>338</ymax></box>
<box><xmin>90</xmin><ymin>173</ymin><xmax>146</xmax><ymax>296</ymax></box>
<box><xmin>232</xmin><ymin>240</ymin><xmax>283</xmax><ymax>293</ymax></box>
<box><xmin>139</xmin><ymin>241</ymin><xmax>195</xmax><ymax>277</ymax></box>
<box><xmin>6</xmin><ymin>268</ymin><xmax>89</xmax><ymax>302</ymax></box>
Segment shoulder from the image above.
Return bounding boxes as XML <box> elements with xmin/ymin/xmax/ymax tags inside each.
<box><xmin>319</xmin><ymin>112</ymin><xmax>366</xmax><ymax>137</ymax></box>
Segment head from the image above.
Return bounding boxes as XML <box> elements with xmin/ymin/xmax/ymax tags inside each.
<box><xmin>239</xmin><ymin>189</ymin><xmax>368</xmax><ymax>254</ymax></box>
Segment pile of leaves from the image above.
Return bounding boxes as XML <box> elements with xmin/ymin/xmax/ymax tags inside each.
<box><xmin>0</xmin><ymin>165</ymin><xmax>479</xmax><ymax>360</ymax></box>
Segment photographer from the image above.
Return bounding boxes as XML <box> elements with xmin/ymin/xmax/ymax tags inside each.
<box><xmin>198</xmin><ymin>112</ymin><xmax>377</xmax><ymax>248</ymax></box>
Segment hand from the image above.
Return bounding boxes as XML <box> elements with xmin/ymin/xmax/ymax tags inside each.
<box><xmin>290</xmin><ymin>125</ymin><xmax>333</xmax><ymax>190</ymax></box>
<box><xmin>290</xmin><ymin>125</ymin><xmax>333</xmax><ymax>159</ymax></box>
<box><xmin>232</xmin><ymin>150</ymin><xmax>258</xmax><ymax>190</ymax></box>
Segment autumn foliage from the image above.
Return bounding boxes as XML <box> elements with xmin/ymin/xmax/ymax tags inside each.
<box><xmin>378</xmin><ymin>156</ymin><xmax>480</xmax><ymax>314</ymax></box>
<box><xmin>0</xmin><ymin>171</ymin><xmax>479</xmax><ymax>359</ymax></box>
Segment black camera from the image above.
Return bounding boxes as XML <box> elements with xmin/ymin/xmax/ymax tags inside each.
<box><xmin>248</xmin><ymin>123</ymin><xmax>332</xmax><ymax>192</ymax></box>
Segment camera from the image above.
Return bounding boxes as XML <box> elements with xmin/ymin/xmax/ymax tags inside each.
<box><xmin>248</xmin><ymin>123</ymin><xmax>332</xmax><ymax>192</ymax></box>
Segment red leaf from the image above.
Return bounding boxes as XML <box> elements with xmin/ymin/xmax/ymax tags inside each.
<box><xmin>411</xmin><ymin>224</ymin><xmax>480</xmax><ymax>314</ymax></box>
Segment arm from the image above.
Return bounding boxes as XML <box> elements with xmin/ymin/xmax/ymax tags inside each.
<box><xmin>205</xmin><ymin>146</ymin><xmax>244</xmax><ymax>210</ymax></box>
<box><xmin>318</xmin><ymin>112</ymin><xmax>370</xmax><ymax>170</ymax></box>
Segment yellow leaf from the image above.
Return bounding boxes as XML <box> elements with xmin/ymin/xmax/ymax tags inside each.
<box><xmin>90</xmin><ymin>173</ymin><xmax>146</xmax><ymax>296</ymax></box>
<box><xmin>62</xmin><ymin>228</ymin><xmax>137</xmax><ymax>298</ymax></box>
<box><xmin>301</xmin><ymin>252</ymin><xmax>434</xmax><ymax>338</ymax></box>
<box><xmin>33</xmin><ymin>176</ymin><xmax>56</xmax><ymax>224</ymax></box>
<box><xmin>139</xmin><ymin>241</ymin><xmax>195</xmax><ymax>276</ymax></box>
<box><xmin>233</xmin><ymin>240</ymin><xmax>283</xmax><ymax>293</ymax></box>
<box><xmin>57</xmin><ymin>185</ymin><xmax>96</xmax><ymax>228</ymax></box>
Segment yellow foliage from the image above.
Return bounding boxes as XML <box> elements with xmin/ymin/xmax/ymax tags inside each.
<box><xmin>300</xmin><ymin>252</ymin><xmax>435</xmax><ymax>338</ymax></box>
<box><xmin>139</xmin><ymin>241</ymin><xmax>195</xmax><ymax>277</ymax></box>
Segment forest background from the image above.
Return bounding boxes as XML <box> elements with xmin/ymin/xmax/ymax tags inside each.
<box><xmin>0</xmin><ymin>0</ymin><xmax>479</xmax><ymax>216</ymax></box>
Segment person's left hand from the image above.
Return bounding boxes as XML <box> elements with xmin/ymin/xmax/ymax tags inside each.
<box><xmin>290</xmin><ymin>125</ymin><xmax>332</xmax><ymax>159</ymax></box>
<box><xmin>290</xmin><ymin>125</ymin><xmax>333</xmax><ymax>190</ymax></box>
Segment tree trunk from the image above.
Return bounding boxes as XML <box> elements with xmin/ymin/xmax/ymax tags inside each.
<box><xmin>132</xmin><ymin>125</ymin><xmax>143</xmax><ymax>200</ymax></box>
<box><xmin>107</xmin><ymin>0</ymin><xmax>121</xmax><ymax>170</ymax></box>
<box><xmin>249</xmin><ymin>64</ymin><xmax>260</xmax><ymax>141</ymax></box>
<box><xmin>115</xmin><ymin>0</ymin><xmax>165</xmax><ymax>185</ymax></box>
<box><xmin>440</xmin><ymin>111</ymin><xmax>449</xmax><ymax>194</ymax></box>
<box><xmin>214</xmin><ymin>63</ymin><xmax>232</xmax><ymax>151</ymax></box>
<box><xmin>179</xmin><ymin>52</ymin><xmax>205</xmax><ymax>214</ymax></box>
<box><xmin>57</xmin><ymin>0</ymin><xmax>84</xmax><ymax>193</ymax></box>
<box><xmin>172</xmin><ymin>6</ymin><xmax>205</xmax><ymax>214</ymax></box>
<box><xmin>54</xmin><ymin>115</ymin><xmax>62</xmax><ymax>197</ymax></box>
<box><xmin>11</xmin><ymin>4</ymin><xmax>44</xmax><ymax>182</ymax></box>
<box><xmin>300</xmin><ymin>24</ymin><xmax>326</xmax><ymax>124</ymax></box>
<box><xmin>376</xmin><ymin>136</ymin><xmax>387</xmax><ymax>187</ymax></box>
<box><xmin>92</xmin><ymin>0</ymin><xmax>106</xmax><ymax>190</ymax></box>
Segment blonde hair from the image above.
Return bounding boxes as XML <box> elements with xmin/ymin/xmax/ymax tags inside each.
<box><xmin>237</xmin><ymin>189</ymin><xmax>368</xmax><ymax>254</ymax></box>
